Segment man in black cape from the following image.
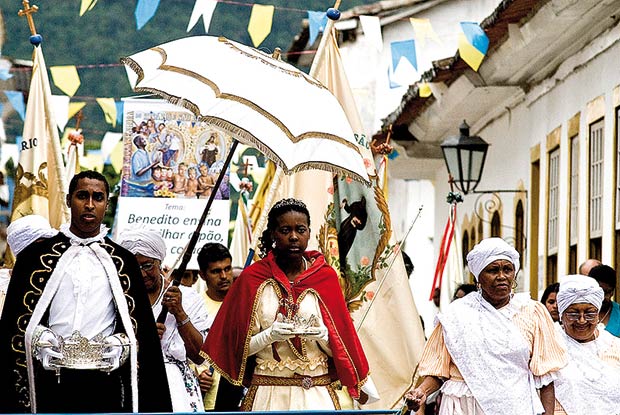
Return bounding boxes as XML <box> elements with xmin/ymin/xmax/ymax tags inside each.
<box><xmin>0</xmin><ymin>170</ymin><xmax>172</xmax><ymax>413</ymax></box>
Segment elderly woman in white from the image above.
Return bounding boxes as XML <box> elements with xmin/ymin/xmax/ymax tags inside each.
<box><xmin>553</xmin><ymin>275</ymin><xmax>620</xmax><ymax>414</ymax></box>
<box><xmin>118</xmin><ymin>229</ymin><xmax>210</xmax><ymax>412</ymax></box>
<box><xmin>406</xmin><ymin>237</ymin><xmax>567</xmax><ymax>415</ymax></box>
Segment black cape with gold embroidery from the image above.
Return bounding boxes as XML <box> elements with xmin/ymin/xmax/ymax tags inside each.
<box><xmin>0</xmin><ymin>233</ymin><xmax>172</xmax><ymax>413</ymax></box>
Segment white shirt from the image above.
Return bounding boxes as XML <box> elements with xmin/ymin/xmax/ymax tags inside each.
<box><xmin>48</xmin><ymin>225</ymin><xmax>116</xmax><ymax>339</ymax></box>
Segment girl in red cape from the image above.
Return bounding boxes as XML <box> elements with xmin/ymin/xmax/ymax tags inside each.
<box><xmin>200</xmin><ymin>198</ymin><xmax>378</xmax><ymax>410</ymax></box>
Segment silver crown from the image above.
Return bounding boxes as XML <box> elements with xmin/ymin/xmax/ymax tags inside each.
<box><xmin>42</xmin><ymin>331</ymin><xmax>114</xmax><ymax>371</ymax></box>
<box><xmin>283</xmin><ymin>314</ymin><xmax>321</xmax><ymax>335</ymax></box>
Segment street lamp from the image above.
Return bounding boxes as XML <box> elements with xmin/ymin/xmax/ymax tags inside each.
<box><xmin>440</xmin><ymin>120</ymin><xmax>489</xmax><ymax>195</ymax></box>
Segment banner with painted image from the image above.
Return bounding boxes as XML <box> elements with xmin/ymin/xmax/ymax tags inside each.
<box><xmin>116</xmin><ymin>98</ymin><xmax>231</xmax><ymax>269</ymax></box>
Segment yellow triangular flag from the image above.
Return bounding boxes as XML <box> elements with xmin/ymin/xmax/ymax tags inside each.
<box><xmin>247</xmin><ymin>4</ymin><xmax>274</xmax><ymax>47</ymax></box>
<box><xmin>68</xmin><ymin>102</ymin><xmax>86</xmax><ymax>120</ymax></box>
<box><xmin>80</xmin><ymin>151</ymin><xmax>104</xmax><ymax>172</ymax></box>
<box><xmin>50</xmin><ymin>66</ymin><xmax>81</xmax><ymax>97</ymax></box>
<box><xmin>419</xmin><ymin>82</ymin><xmax>432</xmax><ymax>97</ymax></box>
<box><xmin>80</xmin><ymin>0</ymin><xmax>98</xmax><ymax>16</ymax></box>
<box><xmin>96</xmin><ymin>98</ymin><xmax>117</xmax><ymax>127</ymax></box>
<box><xmin>409</xmin><ymin>18</ymin><xmax>441</xmax><ymax>47</ymax></box>
<box><xmin>110</xmin><ymin>141</ymin><xmax>124</xmax><ymax>172</ymax></box>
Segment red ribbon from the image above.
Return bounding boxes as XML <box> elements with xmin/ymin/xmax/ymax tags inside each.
<box><xmin>429</xmin><ymin>203</ymin><xmax>457</xmax><ymax>301</ymax></box>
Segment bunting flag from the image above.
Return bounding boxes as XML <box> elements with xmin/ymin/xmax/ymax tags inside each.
<box><xmin>359</xmin><ymin>15</ymin><xmax>383</xmax><ymax>51</ymax></box>
<box><xmin>10</xmin><ymin>44</ymin><xmax>70</xmax><ymax>232</ymax></box>
<box><xmin>387</xmin><ymin>66</ymin><xmax>401</xmax><ymax>89</ymax></box>
<box><xmin>307</xmin><ymin>11</ymin><xmax>327</xmax><ymax>46</ymax></box>
<box><xmin>50</xmin><ymin>65</ymin><xmax>81</xmax><ymax>97</ymax></box>
<box><xmin>290</xmin><ymin>28</ymin><xmax>426</xmax><ymax>409</ymax></box>
<box><xmin>96</xmin><ymin>98</ymin><xmax>117</xmax><ymax>127</ymax></box>
<box><xmin>409</xmin><ymin>18</ymin><xmax>440</xmax><ymax>47</ymax></box>
<box><xmin>230</xmin><ymin>197</ymin><xmax>252</xmax><ymax>269</ymax></box>
<box><xmin>135</xmin><ymin>0</ymin><xmax>161</xmax><ymax>30</ymax></box>
<box><xmin>458</xmin><ymin>22</ymin><xmax>489</xmax><ymax>71</ymax></box>
<box><xmin>186</xmin><ymin>0</ymin><xmax>218</xmax><ymax>33</ymax></box>
<box><xmin>390</xmin><ymin>39</ymin><xmax>417</xmax><ymax>72</ymax></box>
<box><xmin>79</xmin><ymin>0</ymin><xmax>98</xmax><ymax>16</ymax></box>
<box><xmin>247</xmin><ymin>4</ymin><xmax>274</xmax><ymax>47</ymax></box>
<box><xmin>115</xmin><ymin>101</ymin><xmax>124</xmax><ymax>126</ymax></box>
<box><xmin>0</xmin><ymin>68</ymin><xmax>13</xmax><ymax>81</ymax></box>
<box><xmin>68</xmin><ymin>101</ymin><xmax>86</xmax><ymax>120</ymax></box>
<box><xmin>50</xmin><ymin>95</ymin><xmax>70</xmax><ymax>131</ymax></box>
<box><xmin>100</xmin><ymin>132</ymin><xmax>122</xmax><ymax>166</ymax></box>
<box><xmin>4</xmin><ymin>91</ymin><xmax>25</xmax><ymax>120</ymax></box>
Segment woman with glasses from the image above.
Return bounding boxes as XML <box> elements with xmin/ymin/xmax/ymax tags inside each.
<box><xmin>405</xmin><ymin>237</ymin><xmax>566</xmax><ymax>415</ymax></box>
<box><xmin>118</xmin><ymin>229</ymin><xmax>210</xmax><ymax>412</ymax></box>
<box><xmin>553</xmin><ymin>275</ymin><xmax>620</xmax><ymax>414</ymax></box>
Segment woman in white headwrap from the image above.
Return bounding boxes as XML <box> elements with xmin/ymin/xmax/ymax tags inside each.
<box><xmin>118</xmin><ymin>229</ymin><xmax>210</xmax><ymax>412</ymax></box>
<box><xmin>406</xmin><ymin>237</ymin><xmax>567</xmax><ymax>415</ymax></box>
<box><xmin>553</xmin><ymin>275</ymin><xmax>620</xmax><ymax>414</ymax></box>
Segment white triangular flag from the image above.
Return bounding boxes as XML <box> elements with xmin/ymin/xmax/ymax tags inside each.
<box><xmin>359</xmin><ymin>15</ymin><xmax>383</xmax><ymax>51</ymax></box>
<box><xmin>187</xmin><ymin>0</ymin><xmax>217</xmax><ymax>33</ymax></box>
<box><xmin>50</xmin><ymin>95</ymin><xmax>70</xmax><ymax>132</ymax></box>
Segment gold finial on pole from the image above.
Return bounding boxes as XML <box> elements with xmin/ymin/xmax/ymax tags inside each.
<box><xmin>18</xmin><ymin>0</ymin><xmax>39</xmax><ymax>36</ymax></box>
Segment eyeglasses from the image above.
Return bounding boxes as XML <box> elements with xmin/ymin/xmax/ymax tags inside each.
<box><xmin>139</xmin><ymin>262</ymin><xmax>156</xmax><ymax>272</ymax></box>
<box><xmin>563</xmin><ymin>312</ymin><xmax>598</xmax><ymax>322</ymax></box>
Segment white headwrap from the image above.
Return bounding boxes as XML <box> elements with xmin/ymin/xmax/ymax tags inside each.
<box><xmin>466</xmin><ymin>237</ymin><xmax>520</xmax><ymax>280</ymax></box>
<box><xmin>557</xmin><ymin>274</ymin><xmax>604</xmax><ymax>316</ymax></box>
<box><xmin>7</xmin><ymin>214</ymin><xmax>59</xmax><ymax>256</ymax></box>
<box><xmin>117</xmin><ymin>229</ymin><xmax>167</xmax><ymax>261</ymax></box>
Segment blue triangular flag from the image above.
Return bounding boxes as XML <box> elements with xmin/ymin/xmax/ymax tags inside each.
<box><xmin>4</xmin><ymin>90</ymin><xmax>25</xmax><ymax>120</ymax></box>
<box><xmin>135</xmin><ymin>0</ymin><xmax>161</xmax><ymax>30</ymax></box>
<box><xmin>387</xmin><ymin>148</ymin><xmax>399</xmax><ymax>160</ymax></box>
<box><xmin>0</xmin><ymin>68</ymin><xmax>13</xmax><ymax>81</ymax></box>
<box><xmin>390</xmin><ymin>39</ymin><xmax>417</xmax><ymax>72</ymax></box>
<box><xmin>308</xmin><ymin>11</ymin><xmax>327</xmax><ymax>46</ymax></box>
<box><xmin>115</xmin><ymin>101</ymin><xmax>124</xmax><ymax>126</ymax></box>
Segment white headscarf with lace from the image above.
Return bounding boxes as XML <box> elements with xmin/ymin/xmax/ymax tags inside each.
<box><xmin>466</xmin><ymin>237</ymin><xmax>520</xmax><ymax>280</ymax></box>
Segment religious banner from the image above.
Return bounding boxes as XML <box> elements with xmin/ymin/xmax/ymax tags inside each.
<box><xmin>116</xmin><ymin>98</ymin><xmax>231</xmax><ymax>269</ymax></box>
<box><xmin>10</xmin><ymin>45</ymin><xmax>69</xmax><ymax>229</ymax></box>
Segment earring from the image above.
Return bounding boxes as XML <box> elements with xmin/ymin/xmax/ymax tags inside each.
<box><xmin>512</xmin><ymin>279</ymin><xmax>518</xmax><ymax>290</ymax></box>
<box><xmin>272</xmin><ymin>241</ymin><xmax>276</xmax><ymax>248</ymax></box>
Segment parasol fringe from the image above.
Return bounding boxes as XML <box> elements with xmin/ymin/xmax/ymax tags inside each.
<box><xmin>120</xmin><ymin>56</ymin><xmax>145</xmax><ymax>85</ymax></box>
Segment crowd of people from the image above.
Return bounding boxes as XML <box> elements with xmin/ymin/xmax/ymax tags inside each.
<box><xmin>0</xmin><ymin>170</ymin><xmax>619</xmax><ymax>414</ymax></box>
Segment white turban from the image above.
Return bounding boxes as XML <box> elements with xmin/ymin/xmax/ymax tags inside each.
<box><xmin>557</xmin><ymin>274</ymin><xmax>604</xmax><ymax>317</ymax></box>
<box><xmin>7</xmin><ymin>215</ymin><xmax>58</xmax><ymax>256</ymax></box>
<box><xmin>117</xmin><ymin>229</ymin><xmax>167</xmax><ymax>262</ymax></box>
<box><xmin>466</xmin><ymin>237</ymin><xmax>520</xmax><ymax>280</ymax></box>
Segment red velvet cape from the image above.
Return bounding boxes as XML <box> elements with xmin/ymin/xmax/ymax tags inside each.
<box><xmin>201</xmin><ymin>250</ymin><xmax>369</xmax><ymax>399</ymax></box>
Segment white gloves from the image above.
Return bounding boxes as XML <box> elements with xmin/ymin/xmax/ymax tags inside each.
<box><xmin>303</xmin><ymin>320</ymin><xmax>329</xmax><ymax>342</ymax></box>
<box><xmin>102</xmin><ymin>334</ymin><xmax>129</xmax><ymax>372</ymax></box>
<box><xmin>34</xmin><ymin>326</ymin><xmax>63</xmax><ymax>371</ymax></box>
<box><xmin>270</xmin><ymin>314</ymin><xmax>296</xmax><ymax>341</ymax></box>
<box><xmin>248</xmin><ymin>313</ymin><xmax>295</xmax><ymax>356</ymax></box>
